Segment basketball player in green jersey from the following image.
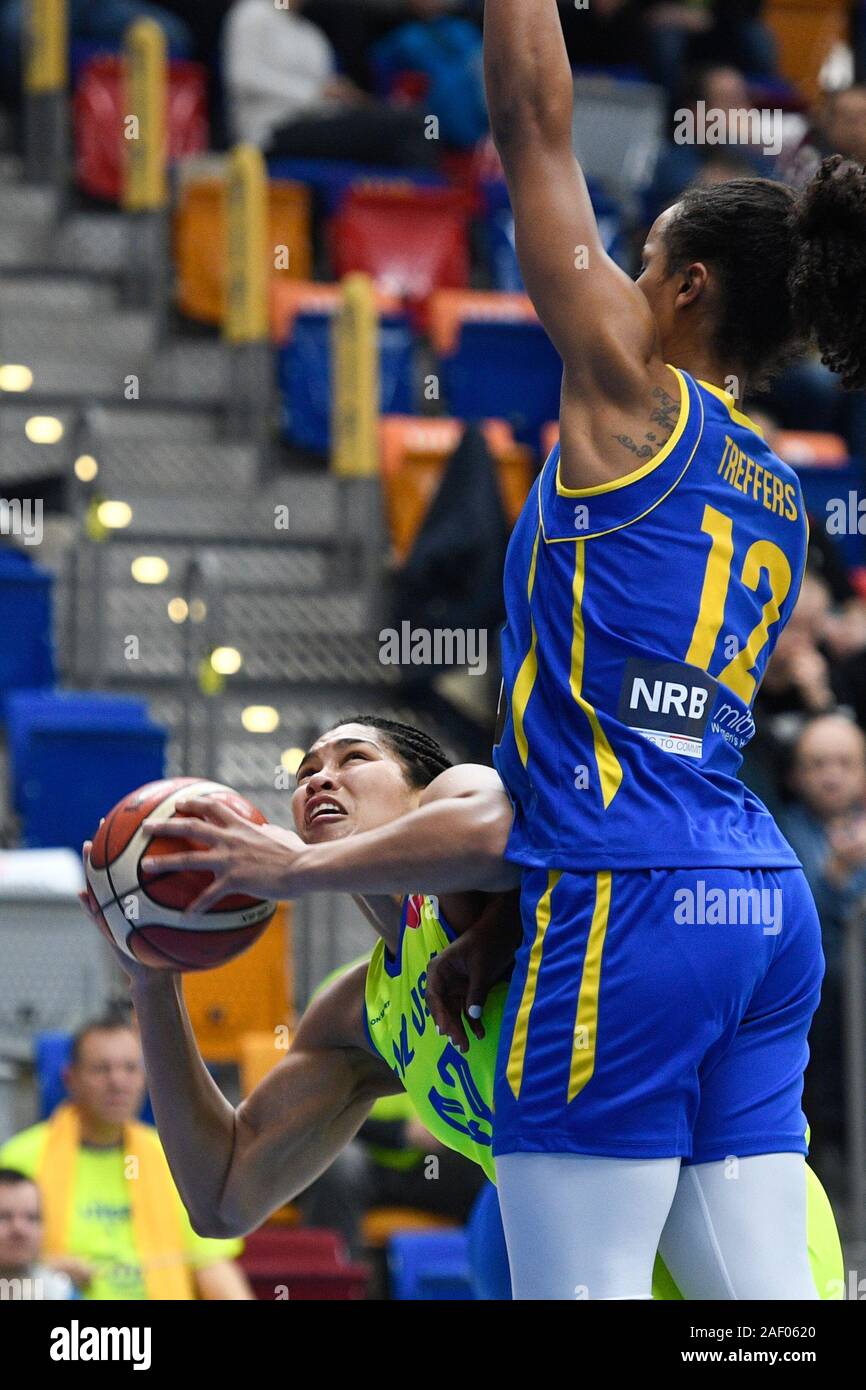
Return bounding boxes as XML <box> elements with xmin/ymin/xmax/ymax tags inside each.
<box><xmin>80</xmin><ymin>717</ymin><xmax>843</xmax><ymax>1299</ymax></box>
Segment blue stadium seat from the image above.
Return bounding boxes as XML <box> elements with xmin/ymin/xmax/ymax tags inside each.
<box><xmin>798</xmin><ymin>459</ymin><xmax>866</xmax><ymax>569</ymax></box>
<box><xmin>439</xmin><ymin>318</ymin><xmax>562</xmax><ymax>447</ymax></box>
<box><xmin>4</xmin><ymin>691</ymin><xmax>166</xmax><ymax>851</ymax></box>
<box><xmin>0</xmin><ymin>550</ymin><xmax>55</xmax><ymax>705</ymax></box>
<box><xmin>267</xmin><ymin>157</ymin><xmax>447</xmax><ymax>217</ymax></box>
<box><xmin>5</xmin><ymin>691</ymin><xmax>153</xmax><ymax>815</ymax></box>
<box><xmin>482</xmin><ymin>175</ymin><xmax>628</xmax><ymax>292</ymax></box>
<box><xmin>388</xmin><ymin>1230</ymin><xmax>476</xmax><ymax>1300</ymax></box>
<box><xmin>35</xmin><ymin>1031</ymin><xmax>156</xmax><ymax>1126</ymax></box>
<box><xmin>277</xmin><ymin>311</ymin><xmax>414</xmax><ymax>451</ymax></box>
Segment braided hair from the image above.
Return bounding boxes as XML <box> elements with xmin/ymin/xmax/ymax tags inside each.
<box><xmin>335</xmin><ymin>715</ymin><xmax>452</xmax><ymax>789</ymax></box>
<box><xmin>660</xmin><ymin>155</ymin><xmax>866</xmax><ymax>392</ymax></box>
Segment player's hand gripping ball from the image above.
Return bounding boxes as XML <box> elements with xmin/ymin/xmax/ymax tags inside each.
<box><xmin>84</xmin><ymin>778</ymin><xmax>276</xmax><ymax>970</ymax></box>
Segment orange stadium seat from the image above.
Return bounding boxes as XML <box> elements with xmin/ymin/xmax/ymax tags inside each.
<box><xmin>73</xmin><ymin>55</ymin><xmax>209</xmax><ymax>203</ymax></box>
<box><xmin>329</xmin><ymin>185</ymin><xmax>471</xmax><ymax>324</ymax></box>
<box><xmin>183</xmin><ymin>903</ymin><xmax>294</xmax><ymax>1064</ymax></box>
<box><xmin>772</xmin><ymin>431</ymin><xmax>850</xmax><ymax>468</ymax></box>
<box><xmin>361</xmin><ymin>1208</ymin><xmax>457</xmax><ymax>1249</ymax></box>
<box><xmin>268</xmin><ymin>279</ymin><xmax>403</xmax><ymax>345</ymax></box>
<box><xmin>175</xmin><ymin>177</ymin><xmax>313</xmax><ymax>325</ymax></box>
<box><xmin>379</xmin><ymin>416</ymin><xmax>534</xmax><ymax>563</ymax></box>
<box><xmin>427</xmin><ymin>288</ymin><xmax>539</xmax><ymax>358</ymax></box>
<box><xmin>764</xmin><ymin>0</ymin><xmax>850</xmax><ymax>105</ymax></box>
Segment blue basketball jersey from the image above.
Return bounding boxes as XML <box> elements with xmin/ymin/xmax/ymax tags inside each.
<box><xmin>493</xmin><ymin>366</ymin><xmax>807</xmax><ymax>869</ymax></box>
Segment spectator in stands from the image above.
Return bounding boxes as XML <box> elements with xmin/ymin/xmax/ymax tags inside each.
<box><xmin>759</xmin><ymin>568</ymin><xmax>845</xmax><ymax>723</ymax></box>
<box><xmin>643</xmin><ymin>64</ymin><xmax>781</xmax><ymax>225</ymax></box>
<box><xmin>371</xmin><ymin>0</ymin><xmax>487</xmax><ymax>150</ymax></box>
<box><xmin>222</xmin><ymin>0</ymin><xmax>437</xmax><ymax>168</ymax></box>
<box><xmin>0</xmin><ymin>0</ymin><xmax>195</xmax><ymax>105</ymax></box>
<box><xmin>780</xmin><ymin>83</ymin><xmax>866</xmax><ymax>190</ymax></box>
<box><xmin>557</xmin><ymin>0</ymin><xmax>646</xmax><ymax>76</ymax></box>
<box><xmin>0</xmin><ymin>1169</ymin><xmax>78</xmax><ymax>1299</ymax></box>
<box><xmin>779</xmin><ymin>713</ymin><xmax>866</xmax><ymax>1186</ymax></box>
<box><xmin>642</xmin><ymin>0</ymin><xmax>778</xmax><ymax>94</ymax></box>
<box><xmin>0</xmin><ymin>1016</ymin><xmax>253</xmax><ymax>1300</ymax></box>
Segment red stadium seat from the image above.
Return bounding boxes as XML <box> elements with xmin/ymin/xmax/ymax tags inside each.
<box><xmin>329</xmin><ymin>186</ymin><xmax>471</xmax><ymax>324</ymax></box>
<box><xmin>73</xmin><ymin>55</ymin><xmax>209</xmax><ymax>203</ymax></box>
<box><xmin>239</xmin><ymin>1227</ymin><xmax>370</xmax><ymax>1301</ymax></box>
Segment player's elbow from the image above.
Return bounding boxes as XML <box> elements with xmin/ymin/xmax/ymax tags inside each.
<box><xmin>188</xmin><ymin>1206</ymin><xmax>241</xmax><ymax>1240</ymax></box>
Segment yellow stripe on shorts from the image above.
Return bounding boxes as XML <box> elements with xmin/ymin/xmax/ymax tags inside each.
<box><xmin>567</xmin><ymin>869</ymin><xmax>612</xmax><ymax>1103</ymax></box>
<box><xmin>506</xmin><ymin>870</ymin><xmax>560</xmax><ymax>1100</ymax></box>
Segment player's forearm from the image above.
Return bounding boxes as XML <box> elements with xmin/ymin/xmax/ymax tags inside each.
<box><xmin>128</xmin><ymin>973</ymin><xmax>238</xmax><ymax>1233</ymax></box>
<box><xmin>291</xmin><ymin>793</ymin><xmax>519</xmax><ymax>896</ymax></box>
<box><xmin>484</xmin><ymin>0</ymin><xmax>574</xmax><ymax>146</ymax></box>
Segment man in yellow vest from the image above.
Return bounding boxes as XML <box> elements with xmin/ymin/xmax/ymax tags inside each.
<box><xmin>0</xmin><ymin>1016</ymin><xmax>252</xmax><ymax>1300</ymax></box>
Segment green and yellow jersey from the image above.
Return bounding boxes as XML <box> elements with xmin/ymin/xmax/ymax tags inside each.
<box><xmin>360</xmin><ymin>892</ymin><xmax>844</xmax><ymax>1299</ymax></box>
<box><xmin>0</xmin><ymin>1122</ymin><xmax>242</xmax><ymax>1300</ymax></box>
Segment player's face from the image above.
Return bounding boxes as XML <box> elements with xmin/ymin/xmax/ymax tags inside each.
<box><xmin>65</xmin><ymin>1029</ymin><xmax>147</xmax><ymax>1128</ymax></box>
<box><xmin>0</xmin><ymin>1182</ymin><xmax>42</xmax><ymax>1270</ymax></box>
<box><xmin>291</xmin><ymin>723</ymin><xmax>420</xmax><ymax>843</ymax></box>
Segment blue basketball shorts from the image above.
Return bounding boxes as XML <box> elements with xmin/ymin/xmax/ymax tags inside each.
<box><xmin>492</xmin><ymin>866</ymin><xmax>824</xmax><ymax>1163</ymax></box>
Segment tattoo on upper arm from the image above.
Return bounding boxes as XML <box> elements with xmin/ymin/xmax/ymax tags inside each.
<box><xmin>612</xmin><ymin>386</ymin><xmax>680</xmax><ymax>460</ymax></box>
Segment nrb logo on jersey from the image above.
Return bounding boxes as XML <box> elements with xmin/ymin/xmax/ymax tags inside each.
<box><xmin>617</xmin><ymin>658</ymin><xmax>718</xmax><ymax>760</ymax></box>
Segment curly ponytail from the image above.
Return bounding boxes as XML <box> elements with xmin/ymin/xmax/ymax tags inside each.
<box><xmin>789</xmin><ymin>154</ymin><xmax>866</xmax><ymax>390</ymax></box>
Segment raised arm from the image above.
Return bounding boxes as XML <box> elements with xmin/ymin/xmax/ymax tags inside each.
<box><xmin>125</xmin><ymin>961</ymin><xmax>398</xmax><ymax>1238</ymax></box>
<box><xmin>484</xmin><ymin>0</ymin><xmax>656</xmax><ymax>390</ymax></box>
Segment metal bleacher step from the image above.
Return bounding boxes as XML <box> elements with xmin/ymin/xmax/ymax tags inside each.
<box><xmin>0</xmin><ymin>182</ymin><xmax>61</xmax><ymax>228</ymax></box>
<box><xmin>89</xmin><ymin>540</ymin><xmax>329</xmax><ymax>591</ymax></box>
<box><xmin>0</xmin><ymin>274</ymin><xmax>118</xmax><ymax>318</ymax></box>
<box><xmin>0</xmin><ymin>403</ymin><xmax>75</xmax><ymax>485</ymax></box>
<box><xmin>94</xmin><ymin>631</ymin><xmax>391</xmax><ymax>685</ymax></box>
<box><xmin>51</xmin><ymin>213</ymin><xmax>128</xmax><ymax>276</ymax></box>
<box><xmin>0</xmin><ymin>310</ymin><xmax>158</xmax><ymax>362</ymax></box>
<box><xmin>0</xmin><ymin>224</ymin><xmax>54</xmax><ymax>270</ymax></box>
<box><xmin>88</xmin><ymin>440</ymin><xmax>262</xmax><ymax>495</ymax></box>
<box><xmin>143</xmin><ymin>343</ymin><xmax>228</xmax><ymax>405</ymax></box>
<box><xmin>96</xmin><ymin>476</ymin><xmax>341</xmax><ymax>541</ymax></box>
<box><xmin>82</xmin><ymin>403</ymin><xmax>224</xmax><ymax>445</ymax></box>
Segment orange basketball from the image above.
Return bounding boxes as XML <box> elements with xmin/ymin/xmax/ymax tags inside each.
<box><xmin>86</xmin><ymin>777</ymin><xmax>276</xmax><ymax>971</ymax></box>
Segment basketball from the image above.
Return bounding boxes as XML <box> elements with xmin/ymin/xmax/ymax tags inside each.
<box><xmin>85</xmin><ymin>777</ymin><xmax>277</xmax><ymax>971</ymax></box>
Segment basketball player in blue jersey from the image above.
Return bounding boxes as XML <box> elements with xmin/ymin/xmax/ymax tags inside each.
<box><xmin>479</xmin><ymin>0</ymin><xmax>866</xmax><ymax>1298</ymax></box>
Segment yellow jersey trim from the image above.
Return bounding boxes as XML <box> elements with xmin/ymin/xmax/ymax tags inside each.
<box><xmin>696</xmin><ymin>378</ymin><xmax>765</xmax><ymax>437</ymax></box>
<box><xmin>539</xmin><ymin>385</ymin><xmax>705</xmax><ymax>544</ymax></box>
